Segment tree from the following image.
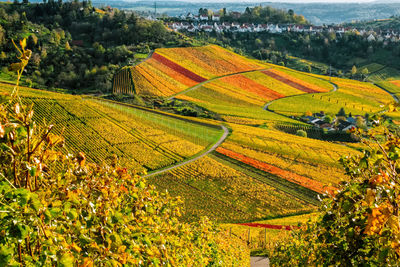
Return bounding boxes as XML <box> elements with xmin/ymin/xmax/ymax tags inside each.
<box><xmin>255</xmin><ymin>38</ymin><xmax>263</xmax><ymax>48</ymax></box>
<box><xmin>296</xmin><ymin>129</ymin><xmax>307</xmax><ymax>137</ymax></box>
<box><xmin>288</xmin><ymin>9</ymin><xmax>294</xmax><ymax>16</ymax></box>
<box><xmin>324</xmin><ymin>115</ymin><xmax>333</xmax><ymax>123</ymax></box>
<box><xmin>65</xmin><ymin>41</ymin><xmax>71</xmax><ymax>51</ymax></box>
<box><xmin>351</xmin><ymin>65</ymin><xmax>357</xmax><ymax>77</ymax></box>
<box><xmin>337</xmin><ymin>107</ymin><xmax>346</xmax><ymax>117</ymax></box>
<box><xmin>361</xmin><ymin>68</ymin><xmax>369</xmax><ymax>79</ymax></box>
<box><xmin>271</xmin><ymin>123</ymin><xmax>400</xmax><ymax>266</ymax></box>
<box><xmin>222</xmin><ymin>7</ymin><xmax>227</xmax><ymax>16</ymax></box>
<box><xmin>0</xmin><ymin>25</ymin><xmax>5</xmax><ymax>47</ymax></box>
<box><xmin>356</xmin><ymin>116</ymin><xmax>366</xmax><ymax>129</ymax></box>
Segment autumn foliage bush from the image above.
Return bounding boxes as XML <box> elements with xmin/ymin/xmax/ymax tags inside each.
<box><xmin>270</xmin><ymin>125</ymin><xmax>400</xmax><ymax>266</ymax></box>
<box><xmin>0</xmin><ymin>40</ymin><xmax>249</xmax><ymax>266</ymax></box>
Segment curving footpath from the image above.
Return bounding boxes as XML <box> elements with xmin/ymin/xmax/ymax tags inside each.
<box><xmin>149</xmin><ymin>72</ymin><xmax>338</xmax><ymax>178</ymax></box>
<box><xmin>263</xmin><ymin>81</ymin><xmax>338</xmax><ymax>112</ymax></box>
<box><xmin>143</xmin><ymin>125</ymin><xmax>229</xmax><ymax>178</ymax></box>
<box><xmin>251</xmin><ymin>257</ymin><xmax>270</xmax><ymax>267</ymax></box>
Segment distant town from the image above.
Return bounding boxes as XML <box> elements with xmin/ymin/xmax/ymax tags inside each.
<box><xmin>160</xmin><ymin>13</ymin><xmax>400</xmax><ymax>44</ymax></box>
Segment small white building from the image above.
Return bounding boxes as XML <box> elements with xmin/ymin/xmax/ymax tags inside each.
<box><xmin>212</xmin><ymin>14</ymin><xmax>220</xmax><ymax>21</ymax></box>
<box><xmin>199</xmin><ymin>15</ymin><xmax>208</xmax><ymax>21</ymax></box>
<box><xmin>367</xmin><ymin>34</ymin><xmax>376</xmax><ymax>42</ymax></box>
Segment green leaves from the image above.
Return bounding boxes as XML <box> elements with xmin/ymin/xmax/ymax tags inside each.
<box><xmin>272</xmin><ymin>127</ymin><xmax>400</xmax><ymax>266</ymax></box>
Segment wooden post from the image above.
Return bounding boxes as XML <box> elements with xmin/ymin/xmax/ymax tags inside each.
<box><xmin>248</xmin><ymin>228</ymin><xmax>251</xmax><ymax>245</ymax></box>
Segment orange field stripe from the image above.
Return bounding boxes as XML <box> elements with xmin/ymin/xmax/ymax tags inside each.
<box><xmin>216</xmin><ymin>147</ymin><xmax>336</xmax><ymax>195</ymax></box>
<box><xmin>262</xmin><ymin>70</ymin><xmax>320</xmax><ymax>93</ymax></box>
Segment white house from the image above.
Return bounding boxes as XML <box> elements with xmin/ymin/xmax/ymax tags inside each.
<box><xmin>367</xmin><ymin>34</ymin><xmax>376</xmax><ymax>42</ymax></box>
<box><xmin>199</xmin><ymin>15</ymin><xmax>208</xmax><ymax>21</ymax></box>
<box><xmin>212</xmin><ymin>14</ymin><xmax>220</xmax><ymax>22</ymax></box>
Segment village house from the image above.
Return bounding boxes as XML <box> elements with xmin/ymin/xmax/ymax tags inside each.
<box><xmin>212</xmin><ymin>14</ymin><xmax>220</xmax><ymax>22</ymax></box>
<box><xmin>168</xmin><ymin>16</ymin><xmax>400</xmax><ymax>41</ymax></box>
<box><xmin>199</xmin><ymin>14</ymin><xmax>208</xmax><ymax>21</ymax></box>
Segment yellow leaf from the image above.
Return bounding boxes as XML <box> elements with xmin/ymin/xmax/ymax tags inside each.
<box><xmin>70</xmin><ymin>242</ymin><xmax>82</xmax><ymax>253</ymax></box>
<box><xmin>79</xmin><ymin>258</ymin><xmax>93</xmax><ymax>267</ymax></box>
<box><xmin>20</xmin><ymin>38</ymin><xmax>26</xmax><ymax>50</ymax></box>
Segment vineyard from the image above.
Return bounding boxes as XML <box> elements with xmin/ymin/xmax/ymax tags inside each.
<box><xmin>0</xmin><ymin>83</ymin><xmax>223</xmax><ymax>173</ymax></box>
<box><xmin>148</xmin><ymin>155</ymin><xmax>316</xmax><ymax>223</ymax></box>
<box><xmin>7</xmin><ymin>43</ymin><xmax>400</xmax><ymax>254</ymax></box>
<box><xmin>269</xmin><ymin>76</ymin><xmax>394</xmax><ymax>116</ymax></box>
<box><xmin>175</xmin><ymin>67</ymin><xmax>332</xmax><ymax>123</ymax></box>
<box><xmin>114</xmin><ymin>45</ymin><xmax>267</xmax><ymax>96</ymax></box>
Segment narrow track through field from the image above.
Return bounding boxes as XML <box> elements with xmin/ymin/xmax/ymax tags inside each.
<box><xmin>143</xmin><ymin>125</ymin><xmax>229</xmax><ymax>178</ymax></box>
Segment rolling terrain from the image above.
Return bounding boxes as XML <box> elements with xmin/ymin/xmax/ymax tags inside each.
<box><xmin>4</xmin><ymin>45</ymin><xmax>397</xmax><ymax>228</ymax></box>
<box><xmin>111</xmin><ymin>44</ymin><xmax>395</xmax><ymax>224</ymax></box>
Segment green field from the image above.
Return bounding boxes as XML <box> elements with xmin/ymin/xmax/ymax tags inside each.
<box><xmin>269</xmin><ymin>77</ymin><xmax>393</xmax><ymax>116</ymax></box>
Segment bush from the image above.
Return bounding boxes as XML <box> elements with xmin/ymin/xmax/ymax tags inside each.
<box><xmin>270</xmin><ymin>125</ymin><xmax>400</xmax><ymax>266</ymax></box>
<box><xmin>296</xmin><ymin>129</ymin><xmax>307</xmax><ymax>137</ymax></box>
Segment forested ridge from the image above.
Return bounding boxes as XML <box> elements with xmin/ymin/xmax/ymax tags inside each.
<box><xmin>0</xmin><ymin>1</ymin><xmax>193</xmax><ymax>93</ymax></box>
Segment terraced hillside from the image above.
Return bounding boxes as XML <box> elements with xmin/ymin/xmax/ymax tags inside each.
<box><xmin>107</xmin><ymin>45</ymin><xmax>400</xmax><ymax>223</ymax></box>
<box><xmin>0</xmin><ymin>83</ymin><xmax>223</xmax><ymax>174</ymax></box>
<box><xmin>7</xmin><ymin>45</ymin><xmax>397</xmax><ymax>225</ymax></box>
<box><xmin>175</xmin><ymin>67</ymin><xmax>333</xmax><ymax>124</ymax></box>
<box><xmin>112</xmin><ymin>45</ymin><xmax>266</xmax><ymax>96</ymax></box>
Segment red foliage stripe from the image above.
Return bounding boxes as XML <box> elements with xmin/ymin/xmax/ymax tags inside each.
<box><xmin>216</xmin><ymin>147</ymin><xmax>337</xmax><ymax>195</ymax></box>
<box><xmin>221</xmin><ymin>75</ymin><xmax>286</xmax><ymax>100</ymax></box>
<box><xmin>237</xmin><ymin>223</ymin><xmax>300</xmax><ymax>230</ymax></box>
<box><xmin>152</xmin><ymin>53</ymin><xmax>207</xmax><ymax>83</ymax></box>
<box><xmin>262</xmin><ymin>70</ymin><xmax>319</xmax><ymax>93</ymax></box>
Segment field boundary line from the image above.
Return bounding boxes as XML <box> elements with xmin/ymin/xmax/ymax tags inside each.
<box><xmin>374</xmin><ymin>83</ymin><xmax>399</xmax><ymax>103</ymax></box>
<box><xmin>143</xmin><ymin>125</ymin><xmax>229</xmax><ymax>178</ymax></box>
<box><xmin>263</xmin><ymin>81</ymin><xmax>338</xmax><ymax>113</ymax></box>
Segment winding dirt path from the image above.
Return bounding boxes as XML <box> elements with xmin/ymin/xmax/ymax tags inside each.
<box><xmin>263</xmin><ymin>81</ymin><xmax>338</xmax><ymax>112</ymax></box>
<box><xmin>149</xmin><ymin>71</ymin><xmax>338</xmax><ymax>178</ymax></box>
<box><xmin>143</xmin><ymin>125</ymin><xmax>229</xmax><ymax>178</ymax></box>
<box><xmin>251</xmin><ymin>257</ymin><xmax>270</xmax><ymax>267</ymax></box>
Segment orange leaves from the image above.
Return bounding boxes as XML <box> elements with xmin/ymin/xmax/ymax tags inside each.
<box><xmin>77</xmin><ymin>152</ymin><xmax>86</xmax><ymax>167</ymax></box>
<box><xmin>79</xmin><ymin>258</ymin><xmax>94</xmax><ymax>267</ymax></box>
<box><xmin>369</xmin><ymin>172</ymin><xmax>389</xmax><ymax>186</ymax></box>
<box><xmin>364</xmin><ymin>202</ymin><xmax>393</xmax><ymax>235</ymax></box>
<box><xmin>69</xmin><ymin>242</ymin><xmax>82</xmax><ymax>253</ymax></box>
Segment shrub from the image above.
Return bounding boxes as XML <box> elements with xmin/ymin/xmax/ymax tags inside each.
<box><xmin>296</xmin><ymin>129</ymin><xmax>307</xmax><ymax>137</ymax></box>
<box><xmin>270</xmin><ymin>126</ymin><xmax>400</xmax><ymax>266</ymax></box>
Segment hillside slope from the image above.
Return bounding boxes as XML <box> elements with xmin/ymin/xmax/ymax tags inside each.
<box><xmin>0</xmin><ymin>83</ymin><xmax>222</xmax><ymax>174</ymax></box>
<box><xmin>113</xmin><ymin>45</ymin><xmax>266</xmax><ymax>96</ymax></box>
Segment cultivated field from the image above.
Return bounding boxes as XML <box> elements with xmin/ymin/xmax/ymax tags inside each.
<box><xmin>8</xmin><ymin>44</ymin><xmax>397</xmax><ymax>228</ymax></box>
